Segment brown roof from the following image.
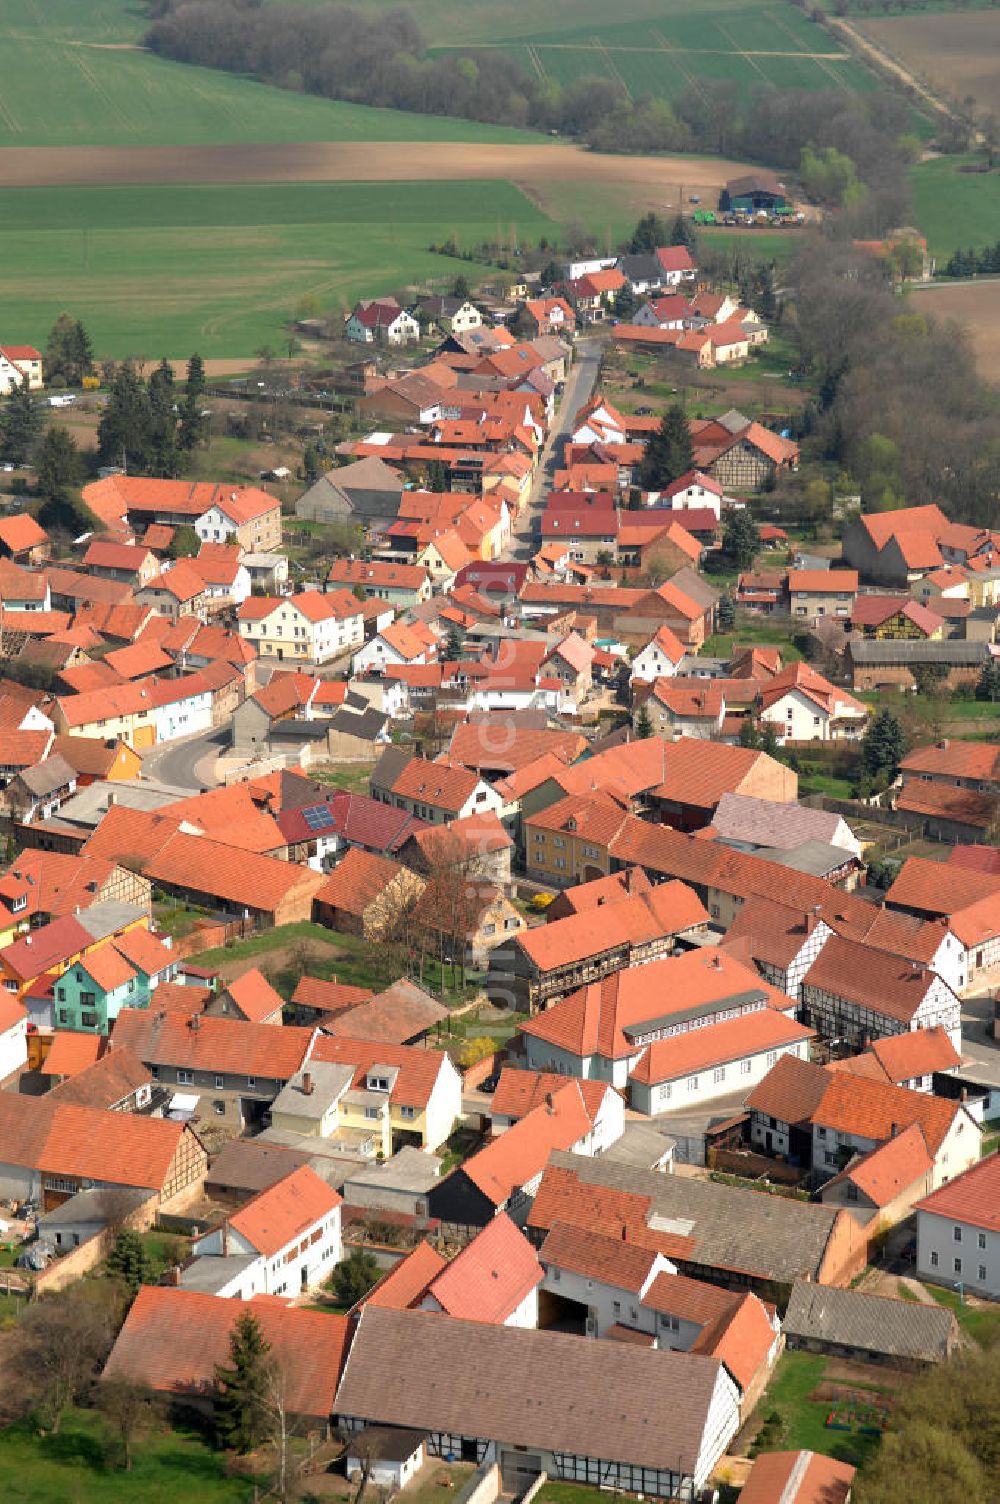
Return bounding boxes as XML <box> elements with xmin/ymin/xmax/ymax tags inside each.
<box><xmin>103</xmin><ymin>1286</ymin><xmax>349</xmax><ymax>1419</ymax></box>
<box><xmin>896</xmin><ymin>780</ymin><xmax>996</xmax><ymax>830</ymax></box>
<box><xmin>47</xmin><ymin>1045</ymin><xmax>152</xmax><ymax>1110</ymax></box>
<box><xmin>334</xmin><ymin>1306</ymin><xmax>728</xmax><ymax>1477</ymax></box>
<box><xmin>885</xmin><ymin>855</ymin><xmax>1000</xmax><ymax>916</ymax></box>
<box><xmin>802</xmin><ymin>934</ymin><xmax>948</xmax><ymax>1027</ymax></box>
<box><xmin>322</xmin><ymin>980</ymin><xmax>448</xmax><ymax>1045</ymax></box>
<box><xmin>825</xmin><ymin>1123</ymin><xmax>932</xmax><ymax>1208</ymax></box>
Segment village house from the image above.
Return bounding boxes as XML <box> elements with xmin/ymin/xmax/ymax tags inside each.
<box><xmin>307</xmin><ymin>1034</ymin><xmax>462</xmax><ymax>1153</ymax></box>
<box><xmin>0</xmin><ymin>512</ymin><xmax>49</xmax><ymax>564</ymax></box>
<box><xmin>417</xmin><ymin>296</ymin><xmax>483</xmax><ymax>336</ymax></box>
<box><xmin>527</xmin><ymin>1151</ymin><xmax>867</xmax><ymax>1293</ymax></box>
<box><xmin>0</xmin><ymin>1092</ymin><xmax>206</xmax><ymax>1210</ymax></box>
<box><xmin>83</xmin><ymin>477</ymin><xmax>282</xmax><ymax>552</ymax></box>
<box><xmin>636</xmin><ymin>681</ymin><xmax>725</xmax><ymax>740</ymax></box>
<box><xmin>914</xmin><ymin>1152</ymin><xmax>1000</xmax><ymax>1299</ymax></box>
<box><xmin>841</xmin><ymin>504</ymin><xmax>948</xmax><ymax>587</ymax></box>
<box><xmin>488</xmin><ymin>879</ymin><xmax>708</xmax><ymax>1013</ymax></box>
<box><xmin>758</xmin><ymin>663</ymin><xmax>869</xmax><ymax>744</ymax></box>
<box><xmin>780</xmin><ymin>1281</ymin><xmax>957</xmax><ymax>1369</ymax></box>
<box><xmin>519</xmin><ymin>945</ymin><xmax>806</xmax><ymax>1098</ymax></box>
<box><xmin>371</xmin><ymin>749</ymin><xmax>503</xmax><ymax>824</ymax></box>
<box><xmin>345</xmin><ymin>299</ymin><xmax>420</xmax><ymax>345</ymax></box>
<box><xmin>237</xmin><ymin>589</ymin><xmax>364</xmax><ymax>665</ymax></box>
<box><xmin>420</xmin><ymin>1212</ymin><xmax>543</xmax><ymax>1326</ymax></box>
<box><xmin>326</xmin><ymin>558</ymin><xmax>432</xmax><ymax>608</ymax></box>
<box><xmin>352</xmin><ymin>618</ymin><xmax>438</xmax><ymax>676</ymax></box>
<box><xmin>746</xmin><ymin>1054</ymin><xmax>980</xmax><ymax>1186</ymax></box>
<box><xmin>630</xmin><ymin>624</ymin><xmax>687</xmax><ymax>684</ymax></box>
<box><xmin>737</xmin><ymin>1451</ymin><xmax>856</xmax><ymax>1504</ymax></box>
<box><xmin>55</xmin><ymin>925</ymin><xmax>178</xmax><ymax>1033</ymax></box>
<box><xmin>0</xmin><ymin>344</ymin><xmax>43</xmax><ymax>393</ymax></box>
<box><xmin>180</xmin><ymin>1165</ymin><xmax>342</xmax><ymax>1298</ymax></box>
<box><xmin>785</xmin><ymin>570</ymin><xmax>858</xmax><ymax>625</ymax></box>
<box><xmin>313</xmin><ymin>847</ymin><xmax>425</xmax><ymax>941</ymax></box>
<box><xmin>817</xmin><ymin>1122</ymin><xmax>936</xmax><ymax>1240</ymax></box>
<box><xmin>429</xmin><ymin>1078</ymin><xmax>624</xmax><ymax>1227</ymax></box>
<box><xmin>334</xmin><ymin>1305</ymin><xmax>741</xmax><ymax>1499</ymax></box>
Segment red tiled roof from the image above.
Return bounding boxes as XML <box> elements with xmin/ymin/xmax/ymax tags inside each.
<box><xmin>516</xmin><ymin>882</ymin><xmax>707</xmax><ymax>983</ymax></box>
<box><xmin>748</xmin><ymin>1053</ymin><xmax>966</xmax><ymax>1156</ymax></box>
<box><xmin>896</xmin><ymin>780</ymin><xmax>996</xmax><ymax>829</ymax></box>
<box><xmin>0</xmin><ymin>914</ymin><xmax>93</xmax><ymax>981</ymax></box>
<box><xmin>0</xmin><ymin>513</ymin><xmax>47</xmax><ymax>553</ymax></box>
<box><xmin>692</xmin><ymin>1290</ymin><xmax>777</xmax><ymax>1392</ymax></box>
<box><xmin>221</xmin><ymin>967</ymin><xmax>284</xmax><ymax>1023</ymax></box>
<box><xmin>737</xmin><ymin>1451</ymin><xmax>855</xmax><ymax>1504</ymax></box>
<box><xmin>426</xmin><ymin>1212</ymin><xmax>542</xmax><ymax>1322</ymax></box>
<box><xmin>900</xmin><ymin>740</ymin><xmax>1000</xmax><ymax>784</ymax></box>
<box><xmin>40</xmin><ymin>1031</ymin><xmax>103</xmax><ymax>1078</ymax></box>
<box><xmin>527</xmin><ymin>1164</ymin><xmax>694</xmax><ymax>1264</ymax></box>
<box><xmin>0</xmin><ymin>1092</ymin><xmax>191</xmax><ymax>1189</ymax></box>
<box><xmin>787</xmin><ymin>570</ymin><xmax>858</xmax><ymax>595</ymax></box>
<box><xmin>490</xmin><ymin>1066</ymin><xmax>610</xmax><ymax>1124</ymax></box>
<box><xmin>292</xmin><ymin>974</ymin><xmax>374</xmax><ymax>1017</ymax></box>
<box><xmin>826</xmin><ymin>1123</ymin><xmax>932</xmax><ymax>1208</ymax></box>
<box><xmin>228</xmin><ymin>1164</ymin><xmax>341</xmax><ymax>1257</ymax></box>
<box><xmin>102</xmin><ymin>1285</ymin><xmax>349</xmax><ymax>1419</ymax></box>
<box><xmin>885</xmin><ymin>855</ymin><xmax>1000</xmax><ymax>917</ymax></box>
<box><xmin>112</xmin><ymin>1009</ymin><xmax>316</xmax><ymax>1080</ymax></box>
<box><xmin>522</xmin><ymin>945</ymin><xmax>788</xmax><ymax>1062</ymax></box>
<box><xmin>630</xmin><ymin>1009</ymin><xmax>814</xmax><ymax>1086</ymax></box>
<box><xmin>540</xmin><ymin>1220</ymin><xmax>662</xmax><ymax>1293</ymax></box>
<box><xmin>314</xmin><ymin>847</ymin><xmax>412</xmax><ymax>919</ymax></box>
<box><xmin>802</xmin><ymin>935</ymin><xmax>947</xmax><ymax>1027</ymax></box>
<box><xmin>309</xmin><ymin>1034</ymin><xmax>451</xmax><ymax>1109</ymax></box>
<box><xmin>914</xmin><ymin>1151</ymin><xmax>1000</xmax><ymax>1233</ymax></box>
<box><xmin>356</xmin><ymin>1239</ymin><xmax>446</xmax><ymax>1312</ymax></box>
<box><xmin>460</xmin><ymin>1081</ymin><xmax>595</xmax><ymax>1206</ymax></box>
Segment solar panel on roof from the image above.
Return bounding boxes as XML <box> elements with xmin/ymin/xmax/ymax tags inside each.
<box><xmin>302</xmin><ymin>804</ymin><xmax>335</xmax><ymax>831</ymax></box>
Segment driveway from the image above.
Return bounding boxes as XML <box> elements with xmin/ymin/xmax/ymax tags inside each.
<box><xmin>505</xmin><ymin>335</ymin><xmax>604</xmax><ymax>561</ymax></box>
<box><xmin>141</xmin><ymin>726</ymin><xmax>227</xmax><ymax>793</ymax></box>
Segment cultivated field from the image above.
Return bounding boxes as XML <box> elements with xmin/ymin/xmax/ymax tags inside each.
<box><xmin>431</xmin><ymin>0</ymin><xmax>876</xmax><ymax>106</ymax></box>
<box><xmin>0</xmin><ymin>179</ymin><xmax>560</xmax><ymax>359</ymax></box>
<box><xmin>910</xmin><ymin>279</ymin><xmax>1000</xmax><ymax>384</ymax></box>
<box><xmin>0</xmin><ymin>0</ymin><xmax>543</xmax><ymax>147</ymax></box>
<box><xmin>860</xmin><ymin>11</ymin><xmax>1000</xmax><ymax>116</ymax></box>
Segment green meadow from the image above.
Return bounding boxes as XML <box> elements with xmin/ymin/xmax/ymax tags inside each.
<box><xmin>0</xmin><ymin>180</ymin><xmax>557</xmax><ymax>358</ymax></box>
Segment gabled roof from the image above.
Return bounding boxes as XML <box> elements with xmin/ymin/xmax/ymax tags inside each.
<box><xmin>391</xmin><ymin>755</ymin><xmax>481</xmax><ymax>812</ymax></box>
<box><xmin>220</xmin><ymin>967</ymin><xmax>285</xmax><ymax>1023</ymax></box>
<box><xmin>630</xmin><ymin>1009</ymin><xmax>814</xmax><ymax>1087</ymax></box>
<box><xmin>522</xmin><ymin>944</ymin><xmax>788</xmax><ymax>1063</ymax></box>
<box><xmin>782</xmin><ymin>1281</ymin><xmax>956</xmax><ymax>1364</ymax></box>
<box><xmin>0</xmin><ymin>1093</ymin><xmax>190</xmax><ymax>1189</ymax></box>
<box><xmin>914</xmin><ymin>1151</ymin><xmax>1000</xmax><ymax>1233</ymax></box>
<box><xmin>0</xmin><ymin>512</ymin><xmax>48</xmax><ymax>553</ymax></box>
<box><xmin>309</xmin><ymin>1034</ymin><xmax>451</xmax><ymax>1110</ymax></box>
<box><xmin>514</xmin><ymin>882</ymin><xmax>707</xmax><ymax>985</ymax></box>
<box><xmin>426</xmin><ymin>1212</ymin><xmax>543</xmax><ymax>1321</ymax></box>
<box><xmin>103</xmin><ymin>1286</ymin><xmax>349</xmax><ymax>1419</ymax></box>
<box><xmin>458</xmin><ymin>1080</ymin><xmax>595</xmax><ymax>1207</ymax></box>
<box><xmin>737</xmin><ymin>1451</ymin><xmax>855</xmax><ymax>1504</ymax></box>
<box><xmin>227</xmin><ymin>1164</ymin><xmax>341</xmax><ymax>1256</ymax></box>
<box><xmin>823</xmin><ymin>1123</ymin><xmax>932</xmax><ymax>1208</ymax></box>
<box><xmin>491</xmin><ymin>1066</ymin><xmax>612</xmax><ymax>1124</ymax></box>
<box><xmin>357</xmin><ymin>1239</ymin><xmax>447</xmax><ymax>1311</ymax></box>
<box><xmin>747</xmin><ymin>1054</ymin><xmax>968</xmax><ymax>1156</ymax></box>
<box><xmin>541</xmin><ymin>1220</ymin><xmax>664</xmax><ymax>1294</ymax></box>
<box><xmin>313</xmin><ymin>847</ymin><xmax>413</xmax><ymax>919</ymax></box>
<box><xmin>112</xmin><ymin>1009</ymin><xmax>316</xmax><ymax>1081</ymax></box>
<box><xmin>802</xmin><ymin>933</ymin><xmax>948</xmax><ymax>1026</ymax></box>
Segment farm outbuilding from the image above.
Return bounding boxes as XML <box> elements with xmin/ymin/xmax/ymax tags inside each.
<box><xmin>720</xmin><ymin>173</ymin><xmax>790</xmax><ymax>214</ymax></box>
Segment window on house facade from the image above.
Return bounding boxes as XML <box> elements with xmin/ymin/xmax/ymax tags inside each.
<box><xmin>954</xmin><ymin>1226</ymin><xmax>963</xmax><ymax>1241</ymax></box>
<box><xmin>930</xmin><ymin>1250</ymin><xmax>939</xmax><ymax>1267</ymax></box>
<box><xmin>215</xmin><ymin>1075</ymin><xmax>225</xmax><ymax>1090</ymax></box>
<box><xmin>400</xmin><ymin>1106</ymin><xmax>416</xmax><ymax>1120</ymax></box>
<box><xmin>979</xmin><ymin>1264</ymin><xmax>988</xmax><ymax>1282</ymax></box>
<box><xmin>979</xmin><ymin>1232</ymin><xmax>987</xmax><ymax>1249</ymax></box>
<box><xmin>954</xmin><ymin>1257</ymin><xmax>962</xmax><ymax>1274</ymax></box>
<box><xmin>81</xmin><ymin>1011</ymin><xmax>97</xmax><ymax>1029</ymax></box>
<box><xmin>713</xmin><ymin>1067</ymin><xmax>725</xmax><ymax>1084</ymax></box>
<box><xmin>177</xmin><ymin>1070</ymin><xmax>193</xmax><ymax>1085</ymax></box>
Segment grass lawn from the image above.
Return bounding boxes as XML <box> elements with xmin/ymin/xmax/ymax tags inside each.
<box><xmin>153</xmin><ymin>898</ymin><xmax>216</xmax><ymax>940</ymax></box>
<box><xmin>910</xmin><ymin>155</ymin><xmax>1000</xmax><ymax>259</ymax></box>
<box><xmin>0</xmin><ymin>180</ymin><xmax>556</xmax><ymax>360</ymax></box>
<box><xmin>703</xmin><ymin>625</ymin><xmax>804</xmax><ymax>659</ymax></box>
<box><xmin>0</xmin><ymin>1410</ymin><xmax>253</xmax><ymax>1504</ymax></box>
<box><xmin>309</xmin><ymin>762</ymin><xmax>376</xmax><ymax>795</ymax></box>
<box><xmin>535</xmin><ymin>1486</ymin><xmax>616</xmax><ymax>1504</ymax></box>
<box><xmin>927</xmin><ymin>1285</ymin><xmax>1000</xmax><ymax>1347</ymax></box>
<box><xmin>757</xmin><ymin>1352</ymin><xmax>883</xmax><ymax>1468</ymax></box>
<box><xmin>405</xmin><ymin>1463</ymin><xmax>476</xmax><ymax>1504</ymax></box>
<box><xmin>797</xmin><ymin>771</ymin><xmax>855</xmax><ymax>799</ymax></box>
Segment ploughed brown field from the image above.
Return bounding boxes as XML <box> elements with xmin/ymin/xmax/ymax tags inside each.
<box><xmin>911</xmin><ymin>280</ymin><xmax>1000</xmax><ymax>383</ymax></box>
<box><xmin>0</xmin><ymin>140</ymin><xmax>754</xmax><ymax>207</ymax></box>
<box><xmin>860</xmin><ymin>12</ymin><xmax>1000</xmax><ymax>116</ymax></box>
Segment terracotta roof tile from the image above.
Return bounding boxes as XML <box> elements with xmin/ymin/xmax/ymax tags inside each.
<box><xmin>802</xmin><ymin>934</ymin><xmax>949</xmax><ymax>1026</ymax></box>
<box><xmin>491</xmin><ymin>1066</ymin><xmax>610</xmax><ymax>1124</ymax></box>
<box><xmin>737</xmin><ymin>1451</ymin><xmax>855</xmax><ymax>1504</ymax></box>
<box><xmin>356</xmin><ymin>1240</ymin><xmax>447</xmax><ymax>1311</ymax></box>
<box><xmin>459</xmin><ymin>1081</ymin><xmax>595</xmax><ymax>1206</ymax></box>
<box><xmin>826</xmin><ymin>1123</ymin><xmax>932</xmax><ymax>1208</ymax></box>
<box><xmin>630</xmin><ymin>1009</ymin><xmax>814</xmax><ymax>1086</ymax></box>
<box><xmin>314</xmin><ymin>847</ymin><xmax>413</xmax><ymax>919</ymax></box>
<box><xmin>221</xmin><ymin>967</ymin><xmax>284</xmax><ymax>1023</ymax></box>
<box><xmin>915</xmin><ymin>1151</ymin><xmax>1000</xmax><ymax>1233</ymax></box>
<box><xmin>426</xmin><ymin>1213</ymin><xmax>542</xmax><ymax>1321</ymax></box>
<box><xmin>539</xmin><ymin>1221</ymin><xmax>662</xmax><ymax>1293</ymax></box>
<box><xmin>227</xmin><ymin>1164</ymin><xmax>341</xmax><ymax>1256</ymax></box>
<box><xmin>112</xmin><ymin>1009</ymin><xmax>316</xmax><ymax>1080</ymax></box>
<box><xmin>309</xmin><ymin>1034</ymin><xmax>451</xmax><ymax>1110</ymax></box>
<box><xmin>515</xmin><ymin>882</ymin><xmax>707</xmax><ymax>985</ymax></box>
<box><xmin>103</xmin><ymin>1286</ymin><xmax>348</xmax><ymax>1419</ymax></box>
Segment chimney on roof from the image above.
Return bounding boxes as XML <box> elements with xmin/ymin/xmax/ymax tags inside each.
<box><xmin>545</xmin><ymin>1091</ymin><xmax>555</xmax><ymax>1115</ymax></box>
<box><xmin>24</xmin><ymin>935</ymin><xmax>31</xmax><ymax>945</ymax></box>
<box><xmin>302</xmin><ymin>1071</ymin><xmax>314</xmax><ymax>1096</ymax></box>
<box><xmin>189</xmin><ymin>1014</ymin><xmax>200</xmax><ymax>1031</ymax></box>
<box><xmin>221</xmin><ymin>1220</ymin><xmax>230</xmax><ymax>1257</ymax></box>
<box><xmin>891</xmin><ymin>1122</ymin><xmax>902</xmax><ymax>1138</ymax></box>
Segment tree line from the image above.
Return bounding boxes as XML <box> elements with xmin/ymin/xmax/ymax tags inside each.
<box><xmin>144</xmin><ymin>0</ymin><xmax>914</xmax><ymax>232</ymax></box>
<box><xmin>942</xmin><ymin>242</ymin><xmax>1000</xmax><ymax>278</ymax></box>
<box><xmin>788</xmin><ymin>234</ymin><xmax>1000</xmax><ymax>525</ymax></box>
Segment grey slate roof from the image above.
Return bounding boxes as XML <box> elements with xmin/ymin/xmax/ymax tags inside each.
<box><xmin>712</xmin><ymin>793</ymin><xmax>855</xmax><ymax>854</ymax></box>
<box><xmin>849</xmin><ymin>640</ymin><xmax>986</xmax><ymax>664</ymax></box>
<box><xmin>17</xmin><ymin>754</ymin><xmax>76</xmax><ymax>798</ymax></box>
<box><xmin>334</xmin><ymin>1306</ymin><xmax>728</xmax><ymax>1476</ymax></box>
<box><xmin>545</xmin><ymin>1151</ymin><xmax>844</xmax><ymax>1285</ymax></box>
<box><xmin>768</xmin><ymin>840</ymin><xmax>860</xmax><ymax>879</ymax></box>
<box><xmin>783</xmin><ymin>1281</ymin><xmax>957</xmax><ymax>1362</ymax></box>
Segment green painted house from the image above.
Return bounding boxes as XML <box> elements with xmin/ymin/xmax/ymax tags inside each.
<box><xmin>54</xmin><ymin>927</ymin><xmax>177</xmax><ymax>1033</ymax></box>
